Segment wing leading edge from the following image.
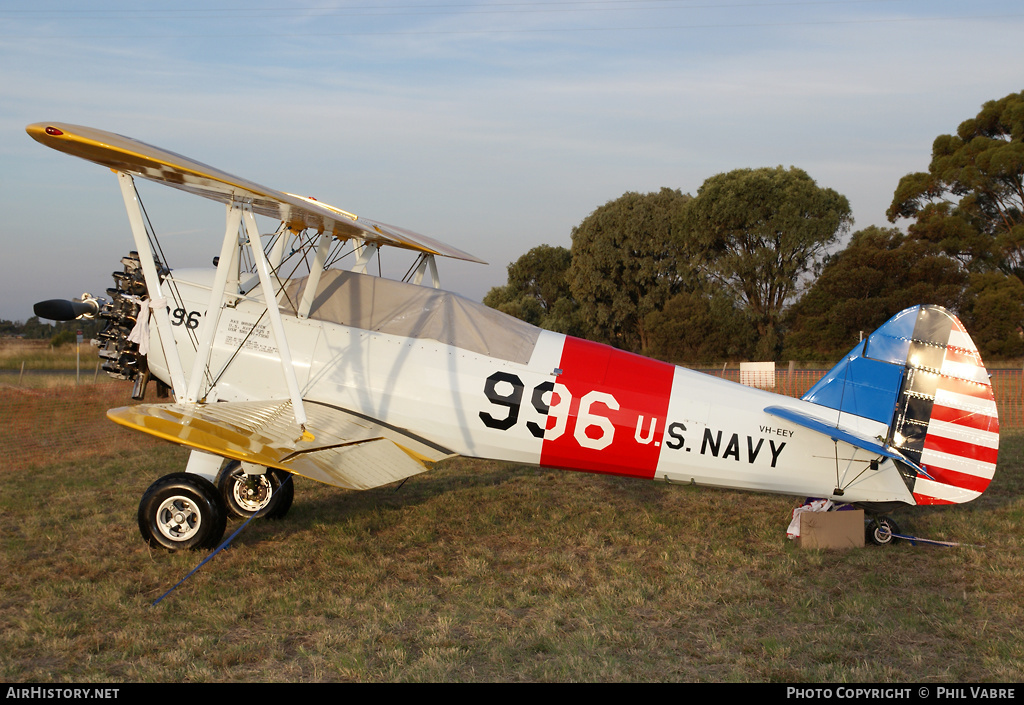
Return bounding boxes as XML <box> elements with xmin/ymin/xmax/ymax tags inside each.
<box><xmin>107</xmin><ymin>399</ymin><xmax>456</xmax><ymax>491</ymax></box>
<box><xmin>25</xmin><ymin>122</ymin><xmax>485</xmax><ymax>264</ymax></box>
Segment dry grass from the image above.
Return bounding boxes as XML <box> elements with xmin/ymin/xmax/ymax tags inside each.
<box><xmin>0</xmin><ymin>339</ymin><xmax>85</xmax><ymax>370</ymax></box>
<box><xmin>0</xmin><ymin>339</ymin><xmax>112</xmax><ymax>390</ymax></box>
<box><xmin>1</xmin><ymin>431</ymin><xmax>1022</xmax><ymax>682</ymax></box>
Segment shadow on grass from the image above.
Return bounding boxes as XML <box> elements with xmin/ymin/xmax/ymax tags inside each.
<box><xmin>227</xmin><ymin>456</ymin><xmax>693</xmax><ymax>550</ymax></box>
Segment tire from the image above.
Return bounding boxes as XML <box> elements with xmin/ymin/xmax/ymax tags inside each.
<box><xmin>217</xmin><ymin>461</ymin><xmax>294</xmax><ymax>520</ymax></box>
<box><xmin>865</xmin><ymin>516</ymin><xmax>901</xmax><ymax>546</ymax></box>
<box><xmin>138</xmin><ymin>473</ymin><xmax>228</xmax><ymax>551</ymax></box>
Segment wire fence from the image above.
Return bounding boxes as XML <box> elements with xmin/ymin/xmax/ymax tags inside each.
<box><xmin>990</xmin><ymin>369</ymin><xmax>1024</xmax><ymax>429</ymax></box>
<box><xmin>700</xmin><ymin>368</ymin><xmax>1024</xmax><ymax>430</ymax></box>
<box><xmin>0</xmin><ymin>381</ymin><xmax>164</xmax><ymax>471</ymax></box>
<box><xmin>2</xmin><ymin>367</ymin><xmax>1022</xmax><ymax>470</ymax></box>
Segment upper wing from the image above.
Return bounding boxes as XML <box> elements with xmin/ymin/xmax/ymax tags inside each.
<box><xmin>25</xmin><ymin>122</ymin><xmax>485</xmax><ymax>264</ymax></box>
<box><xmin>107</xmin><ymin>399</ymin><xmax>456</xmax><ymax>491</ymax></box>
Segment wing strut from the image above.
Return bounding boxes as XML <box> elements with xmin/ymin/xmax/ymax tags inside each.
<box><xmin>297</xmin><ymin>231</ymin><xmax>333</xmax><ymax>319</ymax></box>
<box><xmin>116</xmin><ymin>172</ymin><xmax>188</xmax><ymax>400</ymax></box>
<box><xmin>242</xmin><ymin>206</ymin><xmax>309</xmax><ymax>431</ymax></box>
<box><xmin>410</xmin><ymin>254</ymin><xmax>441</xmax><ymax>288</ymax></box>
<box><xmin>351</xmin><ymin>240</ymin><xmax>379</xmax><ymax>274</ymax></box>
<box><xmin>184</xmin><ymin>202</ymin><xmax>244</xmax><ymax>404</ymax></box>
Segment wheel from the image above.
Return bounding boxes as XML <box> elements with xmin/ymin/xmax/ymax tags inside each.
<box><xmin>865</xmin><ymin>516</ymin><xmax>901</xmax><ymax>546</ymax></box>
<box><xmin>138</xmin><ymin>473</ymin><xmax>228</xmax><ymax>551</ymax></box>
<box><xmin>217</xmin><ymin>461</ymin><xmax>294</xmax><ymax>520</ymax></box>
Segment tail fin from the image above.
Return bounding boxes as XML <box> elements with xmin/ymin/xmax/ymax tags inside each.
<box><xmin>802</xmin><ymin>305</ymin><xmax>999</xmax><ymax>505</ymax></box>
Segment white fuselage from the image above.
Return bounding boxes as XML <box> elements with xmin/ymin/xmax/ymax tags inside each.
<box><xmin>146</xmin><ymin>269</ymin><xmax>916</xmax><ymax>506</ymax></box>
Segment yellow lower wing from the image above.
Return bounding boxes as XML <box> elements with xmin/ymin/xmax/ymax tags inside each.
<box><xmin>107</xmin><ymin>400</ymin><xmax>455</xmax><ymax>491</ymax></box>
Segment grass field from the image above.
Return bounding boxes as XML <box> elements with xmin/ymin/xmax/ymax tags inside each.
<box><xmin>0</xmin><ymin>339</ymin><xmax>83</xmax><ymax>370</ymax></box>
<box><xmin>1</xmin><ymin>431</ymin><xmax>1022</xmax><ymax>682</ymax></box>
<box><xmin>0</xmin><ymin>339</ymin><xmax>112</xmax><ymax>389</ymax></box>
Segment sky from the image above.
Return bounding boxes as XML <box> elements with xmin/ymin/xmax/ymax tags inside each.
<box><xmin>1</xmin><ymin>0</ymin><xmax>1023</xmax><ymax>322</ymax></box>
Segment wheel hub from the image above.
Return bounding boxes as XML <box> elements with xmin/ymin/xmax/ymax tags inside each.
<box><xmin>156</xmin><ymin>495</ymin><xmax>202</xmax><ymax>541</ymax></box>
<box><xmin>232</xmin><ymin>475</ymin><xmax>273</xmax><ymax>512</ymax></box>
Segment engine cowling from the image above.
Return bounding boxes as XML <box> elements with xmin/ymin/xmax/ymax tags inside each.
<box><xmin>95</xmin><ymin>252</ymin><xmax>169</xmax><ymax>399</ymax></box>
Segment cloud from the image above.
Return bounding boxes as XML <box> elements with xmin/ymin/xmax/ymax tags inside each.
<box><xmin>2</xmin><ymin>2</ymin><xmax>1023</xmax><ymax>320</ymax></box>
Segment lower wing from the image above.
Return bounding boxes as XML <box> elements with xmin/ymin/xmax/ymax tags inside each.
<box><xmin>107</xmin><ymin>399</ymin><xmax>456</xmax><ymax>491</ymax></box>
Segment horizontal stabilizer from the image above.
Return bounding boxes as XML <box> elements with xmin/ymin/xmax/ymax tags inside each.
<box><xmin>107</xmin><ymin>399</ymin><xmax>455</xmax><ymax>491</ymax></box>
<box><xmin>763</xmin><ymin>405</ymin><xmax>926</xmax><ymax>476</ymax></box>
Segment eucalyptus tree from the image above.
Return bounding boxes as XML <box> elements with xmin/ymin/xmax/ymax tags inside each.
<box><xmin>888</xmin><ymin>90</ymin><xmax>1024</xmax><ymax>278</ymax></box>
<box><xmin>567</xmin><ymin>188</ymin><xmax>693</xmax><ymax>354</ymax></box>
<box><xmin>888</xmin><ymin>90</ymin><xmax>1024</xmax><ymax>357</ymax></box>
<box><xmin>680</xmin><ymin>166</ymin><xmax>852</xmax><ymax>359</ymax></box>
<box><xmin>483</xmin><ymin>244</ymin><xmax>584</xmax><ymax>336</ymax></box>
<box><xmin>783</xmin><ymin>226</ymin><xmax>966</xmax><ymax>360</ymax></box>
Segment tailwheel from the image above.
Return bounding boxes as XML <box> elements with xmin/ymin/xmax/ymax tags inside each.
<box><xmin>865</xmin><ymin>516</ymin><xmax>901</xmax><ymax>546</ymax></box>
<box><xmin>138</xmin><ymin>473</ymin><xmax>227</xmax><ymax>551</ymax></box>
<box><xmin>217</xmin><ymin>461</ymin><xmax>294</xmax><ymax>520</ymax></box>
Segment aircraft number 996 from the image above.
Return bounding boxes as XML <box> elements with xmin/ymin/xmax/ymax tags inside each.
<box><xmin>479</xmin><ymin>371</ymin><xmax>619</xmax><ymax>450</ymax></box>
<box><xmin>170</xmin><ymin>308</ymin><xmax>202</xmax><ymax>329</ymax></box>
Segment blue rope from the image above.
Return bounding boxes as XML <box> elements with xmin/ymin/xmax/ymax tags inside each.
<box><xmin>152</xmin><ymin>475</ymin><xmax>292</xmax><ymax>606</ymax></box>
<box><xmin>888</xmin><ymin>531</ymin><xmax>982</xmax><ymax>548</ymax></box>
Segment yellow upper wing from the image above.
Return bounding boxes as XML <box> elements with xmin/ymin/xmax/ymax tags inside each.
<box><xmin>26</xmin><ymin>122</ymin><xmax>485</xmax><ymax>264</ymax></box>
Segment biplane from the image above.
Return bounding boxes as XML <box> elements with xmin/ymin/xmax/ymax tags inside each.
<box><xmin>27</xmin><ymin>122</ymin><xmax>1000</xmax><ymax>551</ymax></box>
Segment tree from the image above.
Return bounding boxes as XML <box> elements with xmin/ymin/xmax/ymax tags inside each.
<box><xmin>783</xmin><ymin>226</ymin><xmax>966</xmax><ymax>360</ymax></box>
<box><xmin>644</xmin><ymin>289</ymin><xmax>755</xmax><ymax>364</ymax></box>
<box><xmin>49</xmin><ymin>329</ymin><xmax>78</xmax><ymax>347</ymax></box>
<box><xmin>888</xmin><ymin>90</ymin><xmax>1024</xmax><ymax>278</ymax></box>
<box><xmin>483</xmin><ymin>245</ymin><xmax>584</xmax><ymax>335</ymax></box>
<box><xmin>567</xmin><ymin>188</ymin><xmax>693</xmax><ymax>353</ymax></box>
<box><xmin>0</xmin><ymin>315</ymin><xmax>104</xmax><ymax>340</ymax></box>
<box><xmin>887</xmin><ymin>90</ymin><xmax>1024</xmax><ymax>357</ymax></box>
<box><xmin>680</xmin><ymin>166</ymin><xmax>852</xmax><ymax>359</ymax></box>
<box><xmin>959</xmin><ymin>271</ymin><xmax>1024</xmax><ymax>359</ymax></box>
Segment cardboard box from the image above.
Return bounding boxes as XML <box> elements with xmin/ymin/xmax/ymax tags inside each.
<box><xmin>796</xmin><ymin>509</ymin><xmax>865</xmax><ymax>549</ymax></box>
